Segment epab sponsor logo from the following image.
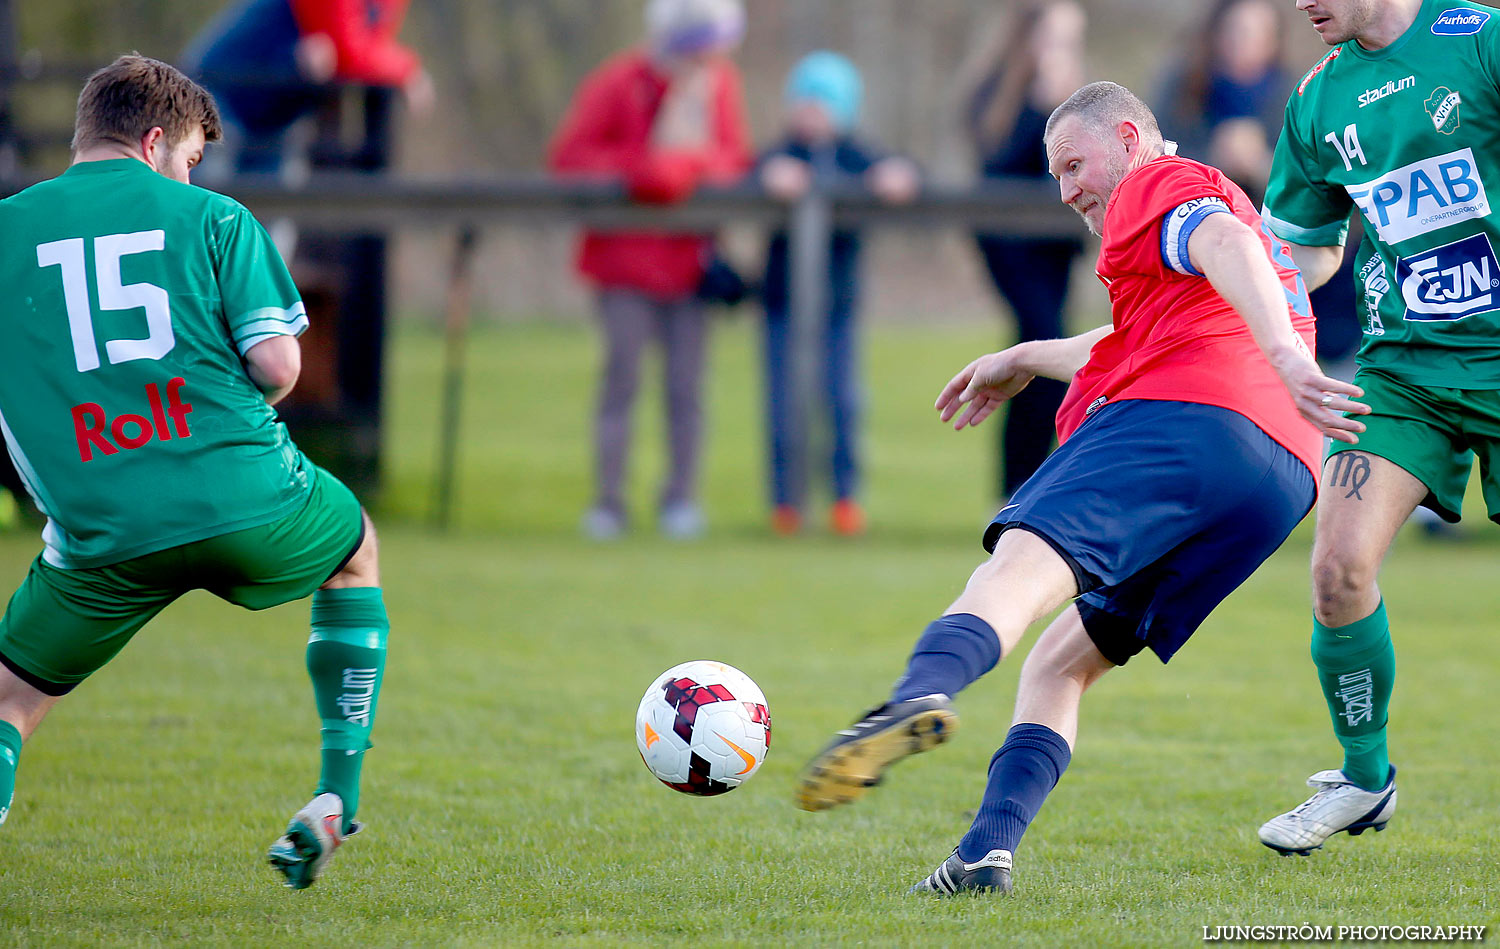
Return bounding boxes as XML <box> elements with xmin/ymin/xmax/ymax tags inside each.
<box><xmin>1345</xmin><ymin>147</ymin><xmax>1489</xmax><ymax>244</ymax></box>
<box><xmin>71</xmin><ymin>377</ymin><xmax>192</xmax><ymax>462</ymax></box>
<box><xmin>1397</xmin><ymin>232</ymin><xmax>1500</xmax><ymax>321</ymax></box>
<box><xmin>1432</xmin><ymin>7</ymin><xmax>1490</xmax><ymax>35</ymax></box>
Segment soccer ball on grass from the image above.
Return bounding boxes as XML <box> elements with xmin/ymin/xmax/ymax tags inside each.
<box><xmin>635</xmin><ymin>660</ymin><xmax>771</xmax><ymax>795</ymax></box>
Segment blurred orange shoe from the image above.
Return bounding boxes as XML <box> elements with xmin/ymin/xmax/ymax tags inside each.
<box><xmin>772</xmin><ymin>505</ymin><xmax>803</xmax><ymax>535</ymax></box>
<box><xmin>831</xmin><ymin>499</ymin><xmax>866</xmax><ymax>536</ymax></box>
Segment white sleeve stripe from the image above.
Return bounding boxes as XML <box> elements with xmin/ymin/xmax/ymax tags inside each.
<box><xmin>235</xmin><ymin>317</ymin><xmax>309</xmax><ymax>356</ymax></box>
<box><xmin>234</xmin><ymin>314</ymin><xmax>311</xmax><ymax>340</ymax></box>
<box><xmin>1161</xmin><ymin>198</ymin><xmax>1231</xmax><ymax>276</ymax></box>
<box><xmin>1259</xmin><ymin>207</ymin><xmax>1350</xmax><ymax>248</ymax></box>
<box><xmin>229</xmin><ymin>302</ymin><xmax>307</xmax><ymax>338</ymax></box>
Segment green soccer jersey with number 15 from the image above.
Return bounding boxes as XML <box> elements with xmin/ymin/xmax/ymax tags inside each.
<box><xmin>0</xmin><ymin>159</ymin><xmax>312</xmax><ymax>568</ymax></box>
<box><xmin>1264</xmin><ymin>0</ymin><xmax>1500</xmax><ymax>387</ymax></box>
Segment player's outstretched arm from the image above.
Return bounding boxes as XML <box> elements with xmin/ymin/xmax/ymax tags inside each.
<box><xmin>935</xmin><ymin>327</ymin><xmax>1109</xmax><ymax>431</ymax></box>
<box><xmin>244</xmin><ymin>335</ymin><xmax>302</xmax><ymax>406</ymax></box>
<box><xmin>1186</xmin><ymin>212</ymin><xmax>1369</xmax><ymax>443</ymax></box>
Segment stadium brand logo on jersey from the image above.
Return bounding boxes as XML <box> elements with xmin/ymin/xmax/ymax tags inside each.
<box><xmin>70</xmin><ymin>377</ymin><xmax>192</xmax><ymax>463</ymax></box>
<box><xmin>1297</xmin><ymin>48</ymin><xmax>1340</xmax><ymax>96</ymax></box>
<box><xmin>1431</xmin><ymin>8</ymin><xmax>1490</xmax><ymax>34</ymax></box>
<box><xmin>1345</xmin><ymin>147</ymin><xmax>1488</xmax><ymax>244</ymax></box>
<box><xmin>1425</xmin><ymin>86</ymin><xmax>1462</xmax><ymax>134</ymax></box>
<box><xmin>1397</xmin><ymin>232</ymin><xmax>1500</xmax><ymax>321</ymax></box>
<box><xmin>1358</xmin><ymin>75</ymin><xmax>1414</xmax><ymax>108</ymax></box>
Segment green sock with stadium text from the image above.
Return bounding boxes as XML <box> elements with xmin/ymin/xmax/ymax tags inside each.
<box><xmin>0</xmin><ymin>719</ymin><xmax>20</xmax><ymax>827</ymax></box>
<box><xmin>308</xmin><ymin>587</ymin><xmax>389</xmax><ymax>833</ymax></box>
<box><xmin>1311</xmin><ymin>601</ymin><xmax>1394</xmax><ymax>792</ymax></box>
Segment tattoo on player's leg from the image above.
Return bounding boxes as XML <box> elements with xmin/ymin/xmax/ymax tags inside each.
<box><xmin>1327</xmin><ymin>452</ymin><xmax>1371</xmax><ymax>500</ymax></box>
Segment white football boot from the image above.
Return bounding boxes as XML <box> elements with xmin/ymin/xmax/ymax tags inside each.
<box><xmin>1258</xmin><ymin>766</ymin><xmax>1396</xmax><ymax>855</ymax></box>
<box><xmin>267</xmin><ymin>792</ymin><xmax>360</xmax><ymax>889</ymax></box>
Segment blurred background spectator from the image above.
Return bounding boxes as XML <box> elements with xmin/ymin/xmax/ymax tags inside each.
<box><xmin>547</xmin><ymin>0</ymin><xmax>752</xmax><ymax>541</ymax></box>
<box><xmin>183</xmin><ymin>0</ymin><xmax>432</xmax><ymax>177</ymax></box>
<box><xmin>758</xmin><ymin>50</ymin><xmax>919</xmax><ymax>538</ymax></box>
<box><xmin>958</xmin><ymin>0</ymin><xmax>1088</xmax><ymax>504</ymax></box>
<box><xmin>1151</xmin><ymin>0</ymin><xmax>1289</xmax><ymax>206</ymax></box>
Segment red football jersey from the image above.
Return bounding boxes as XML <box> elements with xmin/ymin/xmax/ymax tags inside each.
<box><xmin>1055</xmin><ymin>155</ymin><xmax>1322</xmax><ymax>478</ymax></box>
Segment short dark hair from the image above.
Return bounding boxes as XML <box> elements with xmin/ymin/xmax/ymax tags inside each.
<box><xmin>1044</xmin><ymin>80</ymin><xmax>1162</xmax><ymax>148</ymax></box>
<box><xmin>72</xmin><ymin>54</ymin><xmax>222</xmax><ymax>154</ymax></box>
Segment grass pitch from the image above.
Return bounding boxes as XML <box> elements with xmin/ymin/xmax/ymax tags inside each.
<box><xmin>1</xmin><ymin>320</ymin><xmax>1497</xmax><ymax>946</ymax></box>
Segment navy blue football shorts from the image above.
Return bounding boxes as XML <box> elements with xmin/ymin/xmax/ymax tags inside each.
<box><xmin>983</xmin><ymin>399</ymin><xmax>1315</xmax><ymax>666</ymax></box>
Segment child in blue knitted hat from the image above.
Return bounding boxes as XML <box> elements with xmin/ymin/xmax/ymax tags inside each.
<box><xmin>759</xmin><ymin>51</ymin><xmax>920</xmax><ymax>536</ymax></box>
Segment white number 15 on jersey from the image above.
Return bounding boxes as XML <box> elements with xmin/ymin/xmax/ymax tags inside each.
<box><xmin>36</xmin><ymin>230</ymin><xmax>174</xmax><ymax>373</ymax></box>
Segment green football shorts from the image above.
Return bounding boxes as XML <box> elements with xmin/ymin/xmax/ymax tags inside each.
<box><xmin>1327</xmin><ymin>367</ymin><xmax>1500</xmax><ymax>523</ymax></box>
<box><xmin>0</xmin><ymin>464</ymin><xmax>363</xmax><ymax>695</ymax></box>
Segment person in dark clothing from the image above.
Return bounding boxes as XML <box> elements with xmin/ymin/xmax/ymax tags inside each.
<box><xmin>1151</xmin><ymin>0</ymin><xmax>1291</xmax><ymax>207</ymax></box>
<box><xmin>759</xmin><ymin>51</ymin><xmax>919</xmax><ymax>536</ymax></box>
<box><xmin>961</xmin><ymin>0</ymin><xmax>1089</xmax><ymax>502</ymax></box>
<box><xmin>182</xmin><ymin>0</ymin><xmax>431</xmax><ymax>174</ymax></box>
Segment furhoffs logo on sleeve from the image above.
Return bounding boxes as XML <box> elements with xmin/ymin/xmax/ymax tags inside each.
<box><xmin>1431</xmin><ymin>8</ymin><xmax>1490</xmax><ymax>35</ymax></box>
<box><xmin>1425</xmin><ymin>86</ymin><xmax>1462</xmax><ymax>134</ymax></box>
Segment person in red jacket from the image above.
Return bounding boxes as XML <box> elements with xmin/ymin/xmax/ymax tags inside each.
<box><xmin>290</xmin><ymin>0</ymin><xmax>432</xmax><ymax>108</ymax></box>
<box><xmin>183</xmin><ymin>0</ymin><xmax>431</xmax><ymax>173</ymax></box>
<box><xmin>548</xmin><ymin>0</ymin><xmax>752</xmax><ymax>540</ymax></box>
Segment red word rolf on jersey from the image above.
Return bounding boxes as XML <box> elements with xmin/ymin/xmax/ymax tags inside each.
<box><xmin>71</xmin><ymin>377</ymin><xmax>193</xmax><ymax>462</ymax></box>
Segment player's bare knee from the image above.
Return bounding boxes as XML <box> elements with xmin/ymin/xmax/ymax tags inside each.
<box><xmin>1019</xmin><ymin>612</ymin><xmax>1112</xmax><ymax>692</ymax></box>
<box><xmin>0</xmin><ymin>667</ymin><xmax>59</xmax><ymax>740</ymax></box>
<box><xmin>1020</xmin><ymin>636</ymin><xmax>1107</xmax><ymax>693</ymax></box>
<box><xmin>324</xmin><ymin>512</ymin><xmax>380</xmax><ymax>589</ymax></box>
<box><xmin>1310</xmin><ymin>551</ymin><xmax>1377</xmax><ymax>621</ymax></box>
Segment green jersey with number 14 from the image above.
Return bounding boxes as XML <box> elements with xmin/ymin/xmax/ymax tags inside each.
<box><xmin>1264</xmin><ymin>0</ymin><xmax>1500</xmax><ymax>387</ymax></box>
<box><xmin>0</xmin><ymin>159</ymin><xmax>312</xmax><ymax>568</ymax></box>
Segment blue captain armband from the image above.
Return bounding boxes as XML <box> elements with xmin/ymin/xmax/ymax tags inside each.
<box><xmin>1161</xmin><ymin>197</ymin><xmax>1231</xmax><ymax>276</ymax></box>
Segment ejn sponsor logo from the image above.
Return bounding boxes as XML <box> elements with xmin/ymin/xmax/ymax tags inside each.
<box><xmin>1398</xmin><ymin>232</ymin><xmax>1500</xmax><ymax>321</ymax></box>
<box><xmin>70</xmin><ymin>377</ymin><xmax>192</xmax><ymax>463</ymax></box>
<box><xmin>1358</xmin><ymin>75</ymin><xmax>1414</xmax><ymax>107</ymax></box>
